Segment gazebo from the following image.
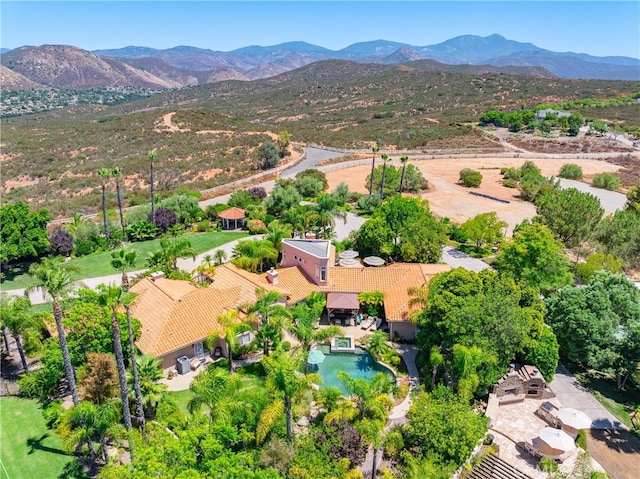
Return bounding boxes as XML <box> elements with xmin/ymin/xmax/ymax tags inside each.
<box><xmin>326</xmin><ymin>292</ymin><xmax>360</xmax><ymax>326</ymax></box>
<box><xmin>218</xmin><ymin>207</ymin><xmax>246</xmax><ymax>230</ymax></box>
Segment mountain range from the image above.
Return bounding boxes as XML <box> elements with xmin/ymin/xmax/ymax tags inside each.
<box><xmin>2</xmin><ymin>34</ymin><xmax>639</xmax><ymax>91</ymax></box>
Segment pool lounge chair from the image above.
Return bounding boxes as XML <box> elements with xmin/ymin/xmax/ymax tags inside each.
<box><xmin>360</xmin><ymin>317</ymin><xmax>374</xmax><ymax>330</ymax></box>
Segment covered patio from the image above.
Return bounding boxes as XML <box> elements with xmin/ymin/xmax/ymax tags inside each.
<box><xmin>326</xmin><ymin>292</ymin><xmax>359</xmax><ymax>326</ymax></box>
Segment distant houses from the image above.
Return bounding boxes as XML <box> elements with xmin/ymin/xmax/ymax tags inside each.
<box><xmin>536</xmin><ymin>108</ymin><xmax>571</xmax><ymax>121</ymax></box>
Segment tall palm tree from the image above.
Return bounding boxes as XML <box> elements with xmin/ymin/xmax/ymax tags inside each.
<box><xmin>290</xmin><ymin>297</ymin><xmax>341</xmax><ymax>355</ymax></box>
<box><xmin>257</xmin><ymin>353</ymin><xmax>319</xmax><ymax>443</ymax></box>
<box><xmin>334</xmin><ymin>371</ymin><xmax>393</xmax><ymax>422</ymax></box>
<box><xmin>0</xmin><ymin>295</ymin><xmax>42</xmax><ymax>372</ymax></box>
<box><xmin>399</xmin><ymin>156</ymin><xmax>409</xmax><ymax>193</ymax></box>
<box><xmin>27</xmin><ymin>257</ymin><xmax>81</xmax><ymax>404</ymax></box>
<box><xmin>128</xmin><ymin>354</ymin><xmax>166</xmax><ymax>420</ymax></box>
<box><xmin>148</xmin><ymin>150</ymin><xmax>157</xmax><ymax>223</ymax></box>
<box><xmin>110</xmin><ymin>247</ymin><xmax>145</xmax><ymax>433</ymax></box>
<box><xmin>358</xmin><ymin>419</ymin><xmax>385</xmax><ymax>479</ymax></box>
<box><xmin>368</xmin><ymin>145</ymin><xmax>379</xmax><ymax>195</ymax></box>
<box><xmin>308</xmin><ymin>194</ymin><xmax>346</xmax><ymax>240</ymax></box>
<box><xmin>188</xmin><ymin>367</ymin><xmax>243</xmax><ymax>431</ymax></box>
<box><xmin>97</xmin><ymin>284</ymin><xmax>134</xmax><ymax>431</ymax></box>
<box><xmin>98</xmin><ymin>168</ymin><xmax>112</xmax><ymax>238</ymax></box>
<box><xmin>264</xmin><ymin>220</ymin><xmax>293</xmax><ymax>255</ymax></box>
<box><xmin>112</xmin><ymin>167</ymin><xmax>126</xmax><ymax>240</ymax></box>
<box><xmin>429</xmin><ymin>346</ymin><xmax>444</xmax><ymax>390</ymax></box>
<box><xmin>379</xmin><ymin>154</ymin><xmax>391</xmax><ymax>199</ymax></box>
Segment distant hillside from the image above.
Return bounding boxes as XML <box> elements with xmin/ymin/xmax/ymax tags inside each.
<box><xmin>1</xmin><ymin>45</ymin><xmax>184</xmax><ymax>89</ymax></box>
<box><xmin>0</xmin><ymin>64</ymin><xmax>47</xmax><ymax>89</ymax></box>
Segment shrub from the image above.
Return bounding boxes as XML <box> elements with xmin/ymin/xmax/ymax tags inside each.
<box><xmin>559</xmin><ymin>163</ymin><xmax>583</xmax><ymax>179</ymax></box>
<box><xmin>459</xmin><ymin>169</ymin><xmax>483</xmax><ymax>187</ymax></box>
<box><xmin>49</xmin><ymin>228</ymin><xmax>74</xmax><ymax>256</ymax></box>
<box><xmin>503</xmin><ymin>179</ymin><xmax>518</xmax><ymax>188</ymax></box>
<box><xmin>246</xmin><ymin>219</ymin><xmax>267</xmax><ymax>234</ymax></box>
<box><xmin>247</xmin><ymin>186</ymin><xmax>267</xmax><ymax>201</ymax></box>
<box><xmin>150</xmin><ymin>206</ymin><xmax>178</xmax><ymax>234</ymax></box>
<box><xmin>576</xmin><ymin>429</ymin><xmax>587</xmax><ymax>450</ymax></box>
<box><xmin>593</xmin><ymin>173</ymin><xmax>621</xmax><ymax>191</ymax></box>
<box><xmin>501</xmin><ymin>167</ymin><xmax>521</xmax><ymax>181</ymax></box>
<box><xmin>196</xmin><ymin>220</ymin><xmax>211</xmax><ymax>232</ymax></box>
<box><xmin>538</xmin><ymin>457</ymin><xmax>558</xmax><ymax>472</ymax></box>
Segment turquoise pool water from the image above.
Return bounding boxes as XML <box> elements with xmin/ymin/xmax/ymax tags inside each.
<box><xmin>315</xmin><ymin>347</ymin><xmax>395</xmax><ymax>395</ymax></box>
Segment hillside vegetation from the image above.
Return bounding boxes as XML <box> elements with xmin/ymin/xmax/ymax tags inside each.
<box><xmin>2</xmin><ymin>60</ymin><xmax>639</xmax><ymax>216</ymax></box>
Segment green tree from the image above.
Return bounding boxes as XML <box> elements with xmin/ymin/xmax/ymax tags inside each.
<box><xmin>535</xmin><ymin>187</ymin><xmax>604</xmax><ymax>246</ymax></box>
<box><xmin>257</xmin><ymin>353</ymin><xmax>319</xmax><ymax>443</ymax></box>
<box><xmin>358</xmin><ymin>419</ymin><xmax>385</xmax><ymax>479</ymax></box>
<box><xmin>98</xmin><ymin>168</ymin><xmax>112</xmax><ymax>238</ymax></box>
<box><xmin>494</xmin><ymin>222</ymin><xmax>572</xmax><ymax>293</ymax></box>
<box><xmin>545</xmin><ymin>271</ymin><xmax>640</xmax><ymax>388</ymax></box>
<box><xmin>207</xmin><ymin>309</ymin><xmax>253</xmax><ymax>373</ymax></box>
<box><xmin>188</xmin><ymin>367</ymin><xmax>243</xmax><ymax>430</ymax></box>
<box><xmin>146</xmin><ymin>238</ymin><xmax>196</xmax><ymax>272</ymax></box>
<box><xmin>379</xmin><ymin>154</ymin><xmax>392</xmax><ymax>198</ymax></box>
<box><xmin>129</xmin><ymin>354</ymin><xmax>167</xmax><ymax>419</ymax></box>
<box><xmin>97</xmin><ymin>284</ymin><xmax>134</xmax><ymax>431</ymax></box>
<box><xmin>307</xmin><ymin>194</ymin><xmax>347</xmax><ymax>240</ymax></box>
<box><xmin>567</xmin><ymin>113</ymin><xmax>584</xmax><ymax>136</ymax></box>
<box><xmin>398</xmin><ymin>156</ymin><xmax>409</xmax><ymax>193</ymax></box>
<box><xmin>575</xmin><ymin>253</ymin><xmax>623</xmax><ymax>283</ymax></box>
<box><xmin>520</xmin><ymin>325</ymin><xmax>559</xmax><ymax>382</ymax></box>
<box><xmin>0</xmin><ymin>295</ymin><xmax>43</xmax><ymax>372</ymax></box>
<box><xmin>112</xmin><ymin>167</ymin><xmax>126</xmax><ymax>240</ymax></box>
<box><xmin>450</xmin><ymin>344</ymin><xmax>497</xmax><ymax>403</ymax></box>
<box><xmin>28</xmin><ymin>258</ymin><xmax>81</xmax><ymax>404</ymax></box>
<box><xmin>264</xmin><ymin>184</ymin><xmax>302</xmax><ymax>217</ymax></box>
<box><xmin>277</xmin><ymin>130</ymin><xmax>292</xmax><ymax>157</ymax></box>
<box><xmin>79</xmin><ymin>352</ymin><xmax>118</xmax><ymax>405</ymax></box>
<box><xmin>160</xmin><ymin>194</ymin><xmax>203</xmax><ymax>224</ymax></box>
<box><xmin>404</xmin><ymin>386</ymin><xmax>487</xmax><ymax>466</ymax></box>
<box><xmin>257</xmin><ymin>140</ymin><xmax>280</xmax><ymax>169</ymax></box>
<box><xmin>594</xmin><ymin>209</ymin><xmax>640</xmax><ymax>269</ymax></box>
<box><xmin>369</xmin><ymin>145</ymin><xmax>379</xmax><ymax>195</ymax></box>
<box><xmin>459</xmin><ymin>212</ymin><xmax>507</xmax><ymax>250</ymax></box>
<box><xmin>0</xmin><ymin>202</ymin><xmax>51</xmax><ymax>266</ymax></box>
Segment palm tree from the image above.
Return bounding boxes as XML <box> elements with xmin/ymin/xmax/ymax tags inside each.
<box><xmin>112</xmin><ymin>167</ymin><xmax>126</xmax><ymax>240</ymax></box>
<box><xmin>429</xmin><ymin>346</ymin><xmax>444</xmax><ymax>390</ymax></box>
<box><xmin>0</xmin><ymin>295</ymin><xmax>43</xmax><ymax>372</ymax></box>
<box><xmin>379</xmin><ymin>154</ymin><xmax>391</xmax><ymax>199</ymax></box>
<box><xmin>290</xmin><ymin>296</ymin><xmax>341</xmax><ymax>356</ymax></box>
<box><xmin>334</xmin><ymin>371</ymin><xmax>393</xmax><ymax>422</ymax></box>
<box><xmin>27</xmin><ymin>257</ymin><xmax>81</xmax><ymax>404</ymax></box>
<box><xmin>110</xmin><ymin>247</ymin><xmax>145</xmax><ymax>432</ymax></box>
<box><xmin>206</xmin><ymin>309</ymin><xmax>252</xmax><ymax>373</ymax></box>
<box><xmin>98</xmin><ymin>168</ymin><xmax>112</xmax><ymax>238</ymax></box>
<box><xmin>257</xmin><ymin>353</ymin><xmax>319</xmax><ymax>443</ymax></box>
<box><xmin>368</xmin><ymin>145</ymin><xmax>379</xmax><ymax>195</ymax></box>
<box><xmin>146</xmin><ymin>238</ymin><xmax>196</xmax><ymax>272</ymax></box>
<box><xmin>148</xmin><ymin>150</ymin><xmax>157</xmax><ymax>223</ymax></box>
<box><xmin>308</xmin><ymin>194</ymin><xmax>346</xmax><ymax>240</ymax></box>
<box><xmin>399</xmin><ymin>156</ymin><xmax>409</xmax><ymax>193</ymax></box>
<box><xmin>358</xmin><ymin>419</ymin><xmax>385</xmax><ymax>479</ymax></box>
<box><xmin>188</xmin><ymin>367</ymin><xmax>243</xmax><ymax>430</ymax></box>
<box><xmin>214</xmin><ymin>249</ymin><xmax>227</xmax><ymax>266</ymax></box>
<box><xmin>264</xmin><ymin>220</ymin><xmax>292</xmax><ymax>255</ymax></box>
<box><xmin>60</xmin><ymin>399</ymin><xmax>122</xmax><ymax>465</ymax></box>
<box><xmin>66</xmin><ymin>213</ymin><xmax>88</xmax><ymax>236</ymax></box>
<box><xmin>232</xmin><ymin>239</ymin><xmax>278</xmax><ymax>273</ymax></box>
<box><xmin>128</xmin><ymin>354</ymin><xmax>166</xmax><ymax>420</ymax></box>
<box><xmin>97</xmin><ymin>284</ymin><xmax>134</xmax><ymax>431</ymax></box>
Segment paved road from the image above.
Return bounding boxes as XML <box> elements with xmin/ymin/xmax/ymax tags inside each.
<box><xmin>549</xmin><ymin>364</ymin><xmax>628</xmax><ymax>431</ymax></box>
<box><xmin>558</xmin><ymin>179</ymin><xmax>627</xmax><ymax>214</ymax></box>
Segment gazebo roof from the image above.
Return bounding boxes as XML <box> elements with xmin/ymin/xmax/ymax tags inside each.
<box><xmin>326</xmin><ymin>292</ymin><xmax>360</xmax><ymax>310</ymax></box>
<box><xmin>218</xmin><ymin>207</ymin><xmax>246</xmax><ymax>220</ymax></box>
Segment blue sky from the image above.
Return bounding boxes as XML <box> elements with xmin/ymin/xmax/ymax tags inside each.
<box><xmin>2</xmin><ymin>1</ymin><xmax>639</xmax><ymax>59</ymax></box>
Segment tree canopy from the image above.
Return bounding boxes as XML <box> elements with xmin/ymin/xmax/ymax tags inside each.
<box><xmin>0</xmin><ymin>201</ymin><xmax>51</xmax><ymax>265</ymax></box>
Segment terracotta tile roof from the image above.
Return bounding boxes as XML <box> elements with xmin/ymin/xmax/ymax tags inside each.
<box><xmin>218</xmin><ymin>207</ymin><xmax>246</xmax><ymax>220</ymax></box>
<box><xmin>130</xmin><ymin>277</ymin><xmax>240</xmax><ymax>357</ymax></box>
<box><xmin>212</xmin><ymin>263</ymin><xmax>291</xmax><ymax>299</ymax></box>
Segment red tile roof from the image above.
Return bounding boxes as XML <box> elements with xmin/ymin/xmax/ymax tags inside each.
<box><xmin>218</xmin><ymin>207</ymin><xmax>246</xmax><ymax>220</ymax></box>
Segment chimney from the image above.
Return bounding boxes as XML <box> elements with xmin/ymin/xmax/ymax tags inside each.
<box><xmin>266</xmin><ymin>268</ymin><xmax>279</xmax><ymax>285</ymax></box>
<box><xmin>305</xmin><ymin>232</ymin><xmax>316</xmax><ymax>240</ymax></box>
<box><xmin>151</xmin><ymin>271</ymin><xmax>164</xmax><ymax>282</ymax></box>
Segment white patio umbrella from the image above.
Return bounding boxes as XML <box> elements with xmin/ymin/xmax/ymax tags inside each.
<box><xmin>556</xmin><ymin>408</ymin><xmax>592</xmax><ymax>430</ymax></box>
<box><xmin>363</xmin><ymin>256</ymin><xmax>385</xmax><ymax>267</ymax></box>
<box><xmin>533</xmin><ymin>427</ymin><xmax>576</xmax><ymax>453</ymax></box>
<box><xmin>307</xmin><ymin>348</ymin><xmax>326</xmax><ymax>365</ymax></box>
<box><xmin>339</xmin><ymin>250</ymin><xmax>359</xmax><ymax>260</ymax></box>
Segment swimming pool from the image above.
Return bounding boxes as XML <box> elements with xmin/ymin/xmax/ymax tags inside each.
<box><xmin>315</xmin><ymin>346</ymin><xmax>395</xmax><ymax>395</ymax></box>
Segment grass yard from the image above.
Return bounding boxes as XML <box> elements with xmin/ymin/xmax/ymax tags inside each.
<box><xmin>2</xmin><ymin>231</ymin><xmax>248</xmax><ymax>290</ymax></box>
<box><xmin>168</xmin><ymin>389</ymin><xmax>196</xmax><ymax>416</ymax></box>
<box><xmin>0</xmin><ymin>397</ymin><xmax>85</xmax><ymax>479</ymax></box>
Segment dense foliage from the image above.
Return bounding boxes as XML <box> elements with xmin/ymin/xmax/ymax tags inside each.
<box><xmin>0</xmin><ymin>201</ymin><xmax>51</xmax><ymax>266</ymax></box>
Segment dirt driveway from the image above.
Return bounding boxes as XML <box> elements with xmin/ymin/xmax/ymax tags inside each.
<box><xmin>586</xmin><ymin>429</ymin><xmax>640</xmax><ymax>479</ymax></box>
<box><xmin>325</xmin><ymin>156</ymin><xmax>622</xmax><ymax>236</ymax></box>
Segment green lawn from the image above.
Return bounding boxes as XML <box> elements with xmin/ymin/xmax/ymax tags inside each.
<box><xmin>168</xmin><ymin>389</ymin><xmax>195</xmax><ymax>416</ymax></box>
<box><xmin>2</xmin><ymin>232</ymin><xmax>248</xmax><ymax>290</ymax></box>
<box><xmin>0</xmin><ymin>397</ymin><xmax>85</xmax><ymax>479</ymax></box>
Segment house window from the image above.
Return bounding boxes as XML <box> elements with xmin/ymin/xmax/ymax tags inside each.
<box><xmin>320</xmin><ymin>266</ymin><xmax>327</xmax><ymax>282</ymax></box>
<box><xmin>237</xmin><ymin>331</ymin><xmax>252</xmax><ymax>346</ymax></box>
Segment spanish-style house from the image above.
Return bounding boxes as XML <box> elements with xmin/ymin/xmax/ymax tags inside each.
<box><xmin>129</xmin><ymin>239</ymin><xmax>450</xmax><ymax>369</ymax></box>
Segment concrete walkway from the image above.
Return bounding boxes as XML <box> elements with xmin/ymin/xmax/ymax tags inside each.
<box><xmin>388</xmin><ymin>343</ymin><xmax>420</xmax><ymax>423</ymax></box>
<box><xmin>549</xmin><ymin>364</ymin><xmax>628</xmax><ymax>431</ymax></box>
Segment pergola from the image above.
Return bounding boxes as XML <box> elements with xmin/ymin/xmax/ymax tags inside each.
<box><xmin>218</xmin><ymin>207</ymin><xmax>246</xmax><ymax>230</ymax></box>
